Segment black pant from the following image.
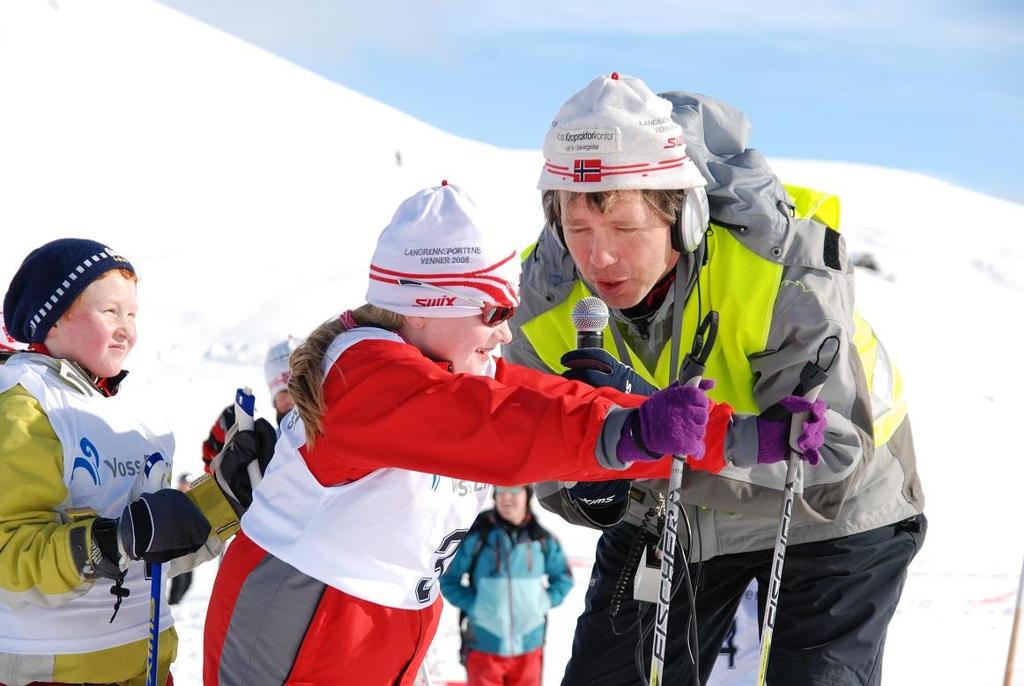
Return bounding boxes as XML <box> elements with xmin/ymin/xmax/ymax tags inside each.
<box><xmin>168</xmin><ymin>570</ymin><xmax>193</xmax><ymax>605</ymax></box>
<box><xmin>561</xmin><ymin>514</ymin><xmax>926</xmax><ymax>686</ymax></box>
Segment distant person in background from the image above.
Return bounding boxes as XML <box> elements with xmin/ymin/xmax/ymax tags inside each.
<box><xmin>168</xmin><ymin>473</ymin><xmax>195</xmax><ymax>606</ymax></box>
<box><xmin>707</xmin><ymin>580</ymin><xmax>759</xmax><ymax>685</ymax></box>
<box><xmin>441</xmin><ymin>485</ymin><xmax>573</xmax><ymax>686</ymax></box>
<box><xmin>202</xmin><ymin>405</ymin><xmax>238</xmax><ymax>476</ymax></box>
<box><xmin>200</xmin><ymin>336</ymin><xmax>301</xmax><ymax>476</ymax></box>
<box><xmin>263</xmin><ymin>336</ymin><xmax>301</xmax><ymax>424</ymax></box>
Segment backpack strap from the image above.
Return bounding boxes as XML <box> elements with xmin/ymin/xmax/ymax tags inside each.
<box><xmin>525</xmin><ymin>516</ymin><xmax>552</xmax><ymax>556</ymax></box>
<box><xmin>465</xmin><ymin>511</ymin><xmax>498</xmax><ymax>590</ymax></box>
<box><xmin>459</xmin><ymin>511</ymin><xmax>498</xmax><ymax>665</ymax></box>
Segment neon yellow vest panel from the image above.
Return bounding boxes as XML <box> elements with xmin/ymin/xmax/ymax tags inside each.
<box><xmin>519</xmin><ymin>185</ymin><xmax>906</xmax><ymax>445</ymax></box>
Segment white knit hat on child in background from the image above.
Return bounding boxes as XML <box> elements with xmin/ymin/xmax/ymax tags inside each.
<box><xmin>538</xmin><ymin>72</ymin><xmax>708</xmax><ymax>192</ymax></box>
<box><xmin>264</xmin><ymin>336</ymin><xmax>302</xmax><ymax>398</ymax></box>
<box><xmin>366</xmin><ymin>181</ymin><xmax>520</xmax><ymax>317</ymax></box>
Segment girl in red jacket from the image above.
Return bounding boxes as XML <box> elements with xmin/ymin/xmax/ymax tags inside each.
<box><xmin>203</xmin><ymin>182</ymin><xmax>733</xmax><ymax>686</ymax></box>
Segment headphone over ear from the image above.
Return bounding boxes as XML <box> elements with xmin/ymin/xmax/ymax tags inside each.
<box><xmin>672</xmin><ymin>186</ymin><xmax>710</xmax><ymax>254</ymax></box>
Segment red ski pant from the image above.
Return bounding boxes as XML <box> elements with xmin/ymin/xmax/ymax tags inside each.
<box><xmin>205</xmin><ymin>531</ymin><xmax>442</xmax><ymax>685</ymax></box>
<box><xmin>465</xmin><ymin>648</ymin><xmax>543</xmax><ymax>686</ymax></box>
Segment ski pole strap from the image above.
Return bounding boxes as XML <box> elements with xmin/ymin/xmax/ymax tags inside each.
<box><xmin>793</xmin><ymin>336</ymin><xmax>838</xmax><ymax>396</ymax></box>
<box><xmin>678</xmin><ymin>310</ymin><xmax>718</xmax><ymax>387</ymax></box>
<box><xmin>628</xmin><ymin>412</ymin><xmax>671</xmax><ymax>461</ymax></box>
<box><xmin>786</xmin><ymin>338</ymin><xmax>838</xmax><ymax>456</ymax></box>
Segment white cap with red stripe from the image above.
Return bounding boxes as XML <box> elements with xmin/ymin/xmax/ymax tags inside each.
<box><xmin>538</xmin><ymin>72</ymin><xmax>708</xmax><ymax>192</ymax></box>
<box><xmin>366</xmin><ymin>181</ymin><xmax>520</xmax><ymax>317</ymax></box>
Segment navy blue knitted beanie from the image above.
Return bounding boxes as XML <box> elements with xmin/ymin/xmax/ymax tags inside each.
<box><xmin>3</xmin><ymin>239</ymin><xmax>135</xmax><ymax>344</ymax></box>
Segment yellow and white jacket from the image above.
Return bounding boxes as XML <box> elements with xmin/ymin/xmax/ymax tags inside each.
<box><xmin>0</xmin><ymin>353</ymin><xmax>238</xmax><ymax>686</ymax></box>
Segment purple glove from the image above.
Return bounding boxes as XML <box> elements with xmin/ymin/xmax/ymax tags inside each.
<box><xmin>616</xmin><ymin>380</ymin><xmax>713</xmax><ymax>464</ymax></box>
<box><xmin>756</xmin><ymin>396</ymin><xmax>828</xmax><ymax>465</ymax></box>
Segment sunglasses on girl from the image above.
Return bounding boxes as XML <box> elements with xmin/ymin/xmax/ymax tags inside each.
<box><xmin>397</xmin><ymin>278</ymin><xmax>516</xmax><ymax>327</ymax></box>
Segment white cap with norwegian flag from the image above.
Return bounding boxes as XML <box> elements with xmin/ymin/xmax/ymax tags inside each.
<box><xmin>538</xmin><ymin>72</ymin><xmax>708</xmax><ymax>192</ymax></box>
<box><xmin>366</xmin><ymin>181</ymin><xmax>520</xmax><ymax>317</ymax></box>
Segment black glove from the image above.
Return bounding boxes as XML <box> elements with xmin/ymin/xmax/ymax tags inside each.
<box><xmin>560</xmin><ymin>349</ymin><xmax>657</xmax><ymax>396</ymax></box>
<box><xmin>567</xmin><ymin>479</ymin><xmax>632</xmax><ymax>510</ymax></box>
<box><xmin>91</xmin><ymin>490</ymin><xmax>212</xmax><ymax>569</ymax></box>
<box><xmin>213</xmin><ymin>418</ymin><xmax>277</xmax><ymax>511</ymax></box>
<box><xmin>88</xmin><ymin>517</ymin><xmax>127</xmax><ymax>579</ymax></box>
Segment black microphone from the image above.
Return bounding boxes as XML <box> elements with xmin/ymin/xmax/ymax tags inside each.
<box><xmin>571</xmin><ymin>296</ymin><xmax>610</xmax><ymax>349</ymax></box>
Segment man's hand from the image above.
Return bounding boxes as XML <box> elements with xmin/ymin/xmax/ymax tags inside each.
<box><xmin>567</xmin><ymin>480</ymin><xmax>631</xmax><ymax>509</ymax></box>
<box><xmin>561</xmin><ymin>349</ymin><xmax>657</xmax><ymax>396</ymax></box>
<box><xmin>756</xmin><ymin>397</ymin><xmax>829</xmax><ymax>465</ymax></box>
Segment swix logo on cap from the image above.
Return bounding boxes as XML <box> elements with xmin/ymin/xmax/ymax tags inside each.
<box><xmin>574</xmin><ymin>159</ymin><xmax>603</xmax><ymax>183</ymax></box>
<box><xmin>414</xmin><ymin>296</ymin><xmax>456</xmax><ymax>307</ymax></box>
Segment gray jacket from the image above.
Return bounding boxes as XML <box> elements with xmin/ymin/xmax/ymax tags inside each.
<box><xmin>504</xmin><ymin>92</ymin><xmax>924</xmax><ymax>560</ymax></box>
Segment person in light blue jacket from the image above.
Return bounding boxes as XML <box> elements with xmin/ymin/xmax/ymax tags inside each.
<box><xmin>441</xmin><ymin>485</ymin><xmax>573</xmax><ymax>686</ymax></box>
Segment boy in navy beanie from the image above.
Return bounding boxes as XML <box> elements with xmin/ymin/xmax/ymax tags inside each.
<box><xmin>3</xmin><ymin>238</ymin><xmax>136</xmax><ymax>346</ymax></box>
<box><xmin>0</xmin><ymin>238</ymin><xmax>243</xmax><ymax>685</ymax></box>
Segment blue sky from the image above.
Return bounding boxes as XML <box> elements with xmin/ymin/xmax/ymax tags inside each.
<box><xmin>160</xmin><ymin>0</ymin><xmax>1024</xmax><ymax>202</ymax></box>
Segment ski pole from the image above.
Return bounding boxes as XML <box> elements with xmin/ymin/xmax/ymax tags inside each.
<box><xmin>210</xmin><ymin>386</ymin><xmax>260</xmax><ymax>504</ymax></box>
<box><xmin>1004</xmin><ymin>551</ymin><xmax>1024</xmax><ymax>686</ymax></box>
<box><xmin>756</xmin><ymin>338</ymin><xmax>838</xmax><ymax>686</ymax></box>
<box><xmin>649</xmin><ymin>311</ymin><xmax>718</xmax><ymax>686</ymax></box>
<box><xmin>233</xmin><ymin>387</ymin><xmax>262</xmax><ymax>489</ymax></box>
<box><xmin>415</xmin><ymin>657</ymin><xmax>434</xmax><ymax>686</ymax></box>
<box><xmin>141</xmin><ymin>450</ymin><xmax>172</xmax><ymax>686</ymax></box>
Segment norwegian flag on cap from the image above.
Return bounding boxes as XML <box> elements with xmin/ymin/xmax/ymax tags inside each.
<box><xmin>573</xmin><ymin>159</ymin><xmax>602</xmax><ymax>182</ymax></box>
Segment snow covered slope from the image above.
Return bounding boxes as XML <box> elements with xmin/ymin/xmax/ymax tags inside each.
<box><xmin>1</xmin><ymin>1</ymin><xmax>1022</xmax><ymax>684</ymax></box>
